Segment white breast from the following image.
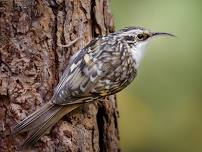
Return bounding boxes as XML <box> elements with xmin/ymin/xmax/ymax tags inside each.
<box><xmin>131</xmin><ymin>42</ymin><xmax>147</xmax><ymax>68</ymax></box>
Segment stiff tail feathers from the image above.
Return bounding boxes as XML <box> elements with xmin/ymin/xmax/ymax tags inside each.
<box><xmin>12</xmin><ymin>102</ymin><xmax>80</xmax><ymax>148</ymax></box>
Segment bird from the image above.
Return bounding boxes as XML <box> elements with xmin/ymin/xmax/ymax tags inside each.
<box><xmin>12</xmin><ymin>26</ymin><xmax>175</xmax><ymax>147</ymax></box>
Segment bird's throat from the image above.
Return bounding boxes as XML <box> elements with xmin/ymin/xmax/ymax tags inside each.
<box><xmin>131</xmin><ymin>42</ymin><xmax>147</xmax><ymax>68</ymax></box>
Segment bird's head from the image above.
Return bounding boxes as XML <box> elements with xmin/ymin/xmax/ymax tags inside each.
<box><xmin>115</xmin><ymin>26</ymin><xmax>175</xmax><ymax>68</ymax></box>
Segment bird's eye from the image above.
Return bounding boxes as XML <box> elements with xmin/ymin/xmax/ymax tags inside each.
<box><xmin>137</xmin><ymin>33</ymin><xmax>149</xmax><ymax>40</ymax></box>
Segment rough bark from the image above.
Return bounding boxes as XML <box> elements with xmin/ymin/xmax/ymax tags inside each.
<box><xmin>0</xmin><ymin>0</ymin><xmax>120</xmax><ymax>151</ymax></box>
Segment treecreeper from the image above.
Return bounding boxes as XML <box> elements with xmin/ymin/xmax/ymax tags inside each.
<box><xmin>12</xmin><ymin>26</ymin><xmax>175</xmax><ymax>148</ymax></box>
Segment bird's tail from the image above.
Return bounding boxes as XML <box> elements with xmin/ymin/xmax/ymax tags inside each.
<box><xmin>12</xmin><ymin>102</ymin><xmax>80</xmax><ymax>147</ymax></box>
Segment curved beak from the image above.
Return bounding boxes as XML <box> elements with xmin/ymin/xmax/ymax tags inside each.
<box><xmin>151</xmin><ymin>32</ymin><xmax>176</xmax><ymax>37</ymax></box>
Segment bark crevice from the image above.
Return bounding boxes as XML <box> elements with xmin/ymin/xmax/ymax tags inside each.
<box><xmin>48</xmin><ymin>0</ymin><xmax>59</xmax><ymax>85</ymax></box>
<box><xmin>96</xmin><ymin>105</ymin><xmax>106</xmax><ymax>152</ymax></box>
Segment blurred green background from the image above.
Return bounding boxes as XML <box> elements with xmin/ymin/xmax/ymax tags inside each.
<box><xmin>110</xmin><ymin>0</ymin><xmax>202</xmax><ymax>152</ymax></box>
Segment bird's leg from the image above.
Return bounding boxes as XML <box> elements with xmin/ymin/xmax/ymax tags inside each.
<box><xmin>57</xmin><ymin>37</ymin><xmax>81</xmax><ymax>48</ymax></box>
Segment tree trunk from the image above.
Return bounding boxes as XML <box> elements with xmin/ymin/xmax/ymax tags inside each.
<box><xmin>0</xmin><ymin>0</ymin><xmax>120</xmax><ymax>151</ymax></box>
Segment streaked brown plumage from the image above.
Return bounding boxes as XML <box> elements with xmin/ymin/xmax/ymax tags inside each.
<box><xmin>12</xmin><ymin>26</ymin><xmax>174</xmax><ymax>147</ymax></box>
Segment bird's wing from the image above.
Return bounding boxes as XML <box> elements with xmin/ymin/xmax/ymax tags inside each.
<box><xmin>52</xmin><ymin>37</ymin><xmax>122</xmax><ymax>105</ymax></box>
